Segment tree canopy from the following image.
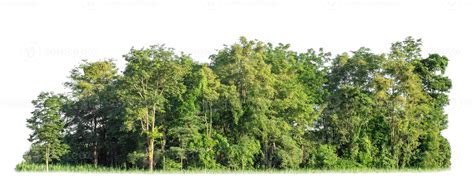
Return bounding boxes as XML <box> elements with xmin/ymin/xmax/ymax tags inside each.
<box><xmin>22</xmin><ymin>37</ymin><xmax>451</xmax><ymax>171</ymax></box>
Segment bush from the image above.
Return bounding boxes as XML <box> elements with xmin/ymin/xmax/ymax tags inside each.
<box><xmin>164</xmin><ymin>159</ymin><xmax>182</xmax><ymax>171</ymax></box>
<box><xmin>127</xmin><ymin>151</ymin><xmax>147</xmax><ymax>168</ymax></box>
<box><xmin>309</xmin><ymin>144</ymin><xmax>339</xmax><ymax>169</ymax></box>
<box><xmin>334</xmin><ymin>159</ymin><xmax>363</xmax><ymax>169</ymax></box>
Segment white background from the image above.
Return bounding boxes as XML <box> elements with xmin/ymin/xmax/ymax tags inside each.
<box><xmin>1</xmin><ymin>0</ymin><xmax>473</xmax><ymax>194</ymax></box>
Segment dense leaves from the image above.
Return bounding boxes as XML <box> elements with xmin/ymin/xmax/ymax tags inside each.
<box><xmin>22</xmin><ymin>37</ymin><xmax>451</xmax><ymax>171</ymax></box>
<box><xmin>26</xmin><ymin>92</ymin><xmax>69</xmax><ymax>171</ymax></box>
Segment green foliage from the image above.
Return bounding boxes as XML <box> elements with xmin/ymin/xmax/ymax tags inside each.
<box><xmin>26</xmin><ymin>92</ymin><xmax>69</xmax><ymax>168</ymax></box>
<box><xmin>20</xmin><ymin>37</ymin><xmax>451</xmax><ymax>171</ymax></box>
<box><xmin>127</xmin><ymin>151</ymin><xmax>147</xmax><ymax>168</ymax></box>
<box><xmin>119</xmin><ymin>45</ymin><xmax>193</xmax><ymax>171</ymax></box>
<box><xmin>62</xmin><ymin>60</ymin><xmax>119</xmax><ymax>167</ymax></box>
<box><xmin>228</xmin><ymin>136</ymin><xmax>260</xmax><ymax>169</ymax></box>
<box><xmin>308</xmin><ymin>144</ymin><xmax>339</xmax><ymax>169</ymax></box>
<box><xmin>22</xmin><ymin>143</ymin><xmax>46</xmax><ymax>164</ymax></box>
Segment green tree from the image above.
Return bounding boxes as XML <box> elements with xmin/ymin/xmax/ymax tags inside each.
<box><xmin>211</xmin><ymin>37</ymin><xmax>274</xmax><ymax>169</ymax></box>
<box><xmin>120</xmin><ymin>45</ymin><xmax>192</xmax><ymax>171</ymax></box>
<box><xmin>319</xmin><ymin>48</ymin><xmax>383</xmax><ymax>167</ymax></box>
<box><xmin>64</xmin><ymin>60</ymin><xmax>118</xmax><ymax>167</ymax></box>
<box><xmin>211</xmin><ymin>37</ymin><xmax>316</xmax><ymax>169</ymax></box>
<box><xmin>167</xmin><ymin>63</ymin><xmax>227</xmax><ymax>169</ymax></box>
<box><xmin>26</xmin><ymin>92</ymin><xmax>69</xmax><ymax>171</ymax></box>
<box><xmin>413</xmin><ymin>50</ymin><xmax>452</xmax><ymax>168</ymax></box>
<box><xmin>371</xmin><ymin>37</ymin><xmax>439</xmax><ymax>168</ymax></box>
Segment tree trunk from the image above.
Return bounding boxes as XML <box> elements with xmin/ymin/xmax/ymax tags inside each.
<box><xmin>148</xmin><ymin>137</ymin><xmax>155</xmax><ymax>171</ymax></box>
<box><xmin>264</xmin><ymin>140</ymin><xmax>270</xmax><ymax>169</ymax></box>
<box><xmin>45</xmin><ymin>144</ymin><xmax>49</xmax><ymax>172</ymax></box>
<box><xmin>93</xmin><ymin>117</ymin><xmax>98</xmax><ymax>168</ymax></box>
<box><xmin>161</xmin><ymin>139</ymin><xmax>166</xmax><ymax>170</ymax></box>
<box><xmin>93</xmin><ymin>144</ymin><xmax>98</xmax><ymax>168</ymax></box>
<box><xmin>209</xmin><ymin>102</ymin><xmax>213</xmax><ymax>137</ymax></box>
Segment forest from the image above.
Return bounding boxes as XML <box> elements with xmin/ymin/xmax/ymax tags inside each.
<box><xmin>18</xmin><ymin>37</ymin><xmax>452</xmax><ymax>172</ymax></box>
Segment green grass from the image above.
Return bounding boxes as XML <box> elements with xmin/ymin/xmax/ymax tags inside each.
<box><xmin>15</xmin><ymin>162</ymin><xmax>449</xmax><ymax>173</ymax></box>
<box><xmin>15</xmin><ymin>162</ymin><xmax>142</xmax><ymax>173</ymax></box>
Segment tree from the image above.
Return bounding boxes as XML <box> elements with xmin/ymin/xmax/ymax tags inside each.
<box><xmin>120</xmin><ymin>45</ymin><xmax>192</xmax><ymax>171</ymax></box>
<box><xmin>413</xmin><ymin>49</ymin><xmax>452</xmax><ymax>168</ymax></box>
<box><xmin>26</xmin><ymin>92</ymin><xmax>69</xmax><ymax>171</ymax></box>
<box><xmin>211</xmin><ymin>37</ymin><xmax>275</xmax><ymax>169</ymax></box>
<box><xmin>211</xmin><ymin>37</ymin><xmax>316</xmax><ymax>169</ymax></box>
<box><xmin>318</xmin><ymin>48</ymin><xmax>383</xmax><ymax>167</ymax></box>
<box><xmin>370</xmin><ymin>37</ymin><xmax>447</xmax><ymax>168</ymax></box>
<box><xmin>379</xmin><ymin>38</ymin><xmax>428</xmax><ymax>168</ymax></box>
<box><xmin>64</xmin><ymin>60</ymin><xmax>118</xmax><ymax>167</ymax></box>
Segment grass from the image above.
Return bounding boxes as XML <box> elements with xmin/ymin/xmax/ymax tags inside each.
<box><xmin>15</xmin><ymin>162</ymin><xmax>449</xmax><ymax>174</ymax></box>
<box><xmin>16</xmin><ymin>162</ymin><xmax>141</xmax><ymax>173</ymax></box>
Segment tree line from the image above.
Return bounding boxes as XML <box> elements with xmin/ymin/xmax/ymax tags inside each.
<box><xmin>23</xmin><ymin>37</ymin><xmax>451</xmax><ymax>171</ymax></box>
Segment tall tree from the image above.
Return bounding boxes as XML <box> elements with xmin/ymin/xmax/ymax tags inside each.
<box><xmin>211</xmin><ymin>37</ymin><xmax>316</xmax><ymax>169</ymax></box>
<box><xmin>26</xmin><ymin>92</ymin><xmax>69</xmax><ymax>171</ymax></box>
<box><xmin>414</xmin><ymin>47</ymin><xmax>452</xmax><ymax>168</ymax></box>
<box><xmin>320</xmin><ymin>48</ymin><xmax>382</xmax><ymax>167</ymax></box>
<box><xmin>120</xmin><ymin>45</ymin><xmax>192</xmax><ymax>171</ymax></box>
<box><xmin>211</xmin><ymin>37</ymin><xmax>275</xmax><ymax>169</ymax></box>
<box><xmin>64</xmin><ymin>60</ymin><xmax>118</xmax><ymax>167</ymax></box>
<box><xmin>371</xmin><ymin>37</ymin><xmax>444</xmax><ymax>168</ymax></box>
